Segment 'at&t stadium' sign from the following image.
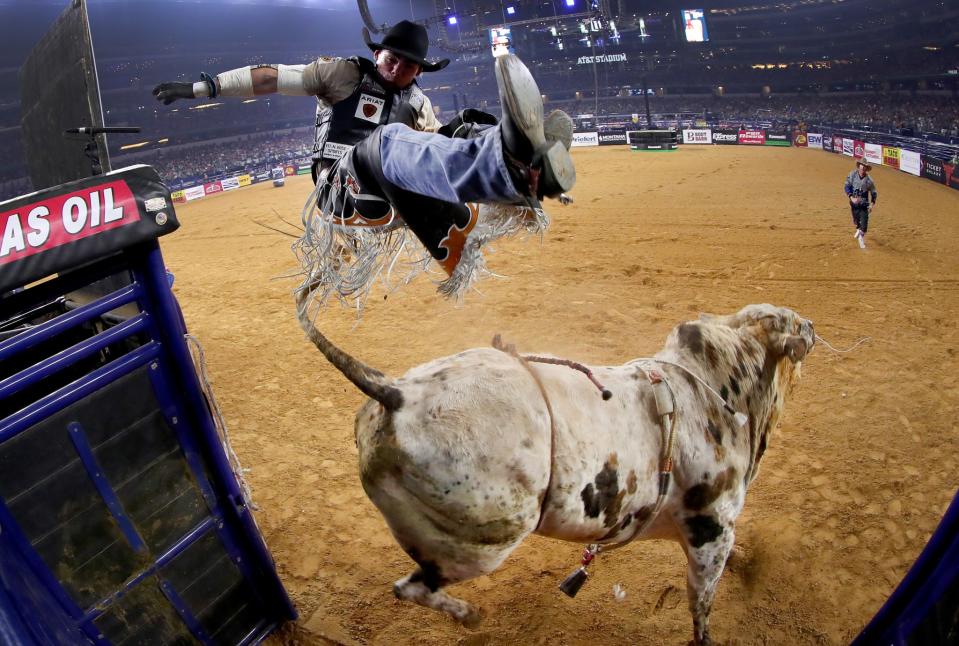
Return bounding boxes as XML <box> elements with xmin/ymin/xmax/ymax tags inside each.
<box><xmin>577</xmin><ymin>53</ymin><xmax>627</xmax><ymax>65</ymax></box>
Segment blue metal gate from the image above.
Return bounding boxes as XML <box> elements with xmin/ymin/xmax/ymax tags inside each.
<box><xmin>0</xmin><ymin>166</ymin><xmax>295</xmax><ymax>644</ymax></box>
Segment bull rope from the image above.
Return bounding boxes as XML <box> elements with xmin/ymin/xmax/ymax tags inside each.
<box><xmin>491</xmin><ymin>335</ymin><xmax>565</xmax><ymax>532</ymax></box>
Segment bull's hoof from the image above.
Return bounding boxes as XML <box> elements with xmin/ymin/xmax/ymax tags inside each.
<box><xmin>458</xmin><ymin>605</ymin><xmax>485</xmax><ymax>629</ymax></box>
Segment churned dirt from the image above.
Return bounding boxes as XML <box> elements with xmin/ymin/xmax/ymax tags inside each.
<box><xmin>159</xmin><ymin>145</ymin><xmax>959</xmax><ymax>645</ymax></box>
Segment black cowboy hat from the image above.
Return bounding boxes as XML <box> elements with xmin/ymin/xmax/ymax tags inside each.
<box><xmin>363</xmin><ymin>20</ymin><xmax>450</xmax><ymax>73</ymax></box>
<box><xmin>856</xmin><ymin>158</ymin><xmax>872</xmax><ymax>171</ymax></box>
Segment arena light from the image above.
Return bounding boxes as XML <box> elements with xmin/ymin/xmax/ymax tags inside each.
<box><xmin>242</xmin><ymin>98</ymin><xmax>258</xmax><ymax>103</ymax></box>
<box><xmin>506</xmin><ymin>5</ymin><xmax>515</xmax><ymax>15</ymax></box>
<box><xmin>157</xmin><ymin>138</ymin><xmax>169</xmax><ymax>144</ymax></box>
<box><xmin>189</xmin><ymin>103</ymin><xmax>223</xmax><ymax>110</ymax></box>
<box><xmin>566</xmin><ymin>0</ymin><xmax>575</xmax><ymax>6</ymax></box>
<box><xmin>447</xmin><ymin>15</ymin><xmax>457</xmax><ymax>25</ymax></box>
<box><xmin>119</xmin><ymin>141</ymin><xmax>151</xmax><ymax>150</ymax></box>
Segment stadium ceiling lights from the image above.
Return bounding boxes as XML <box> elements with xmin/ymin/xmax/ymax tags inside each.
<box><xmin>448</xmin><ymin>15</ymin><xmax>458</xmax><ymax>25</ymax></box>
<box><xmin>506</xmin><ymin>6</ymin><xmax>515</xmax><ymax>15</ymax></box>
<box><xmin>566</xmin><ymin>0</ymin><xmax>575</xmax><ymax>6</ymax></box>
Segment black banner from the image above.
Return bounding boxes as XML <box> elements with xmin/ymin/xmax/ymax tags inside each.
<box><xmin>764</xmin><ymin>131</ymin><xmax>791</xmax><ymax>146</ymax></box>
<box><xmin>712</xmin><ymin>129</ymin><xmax>739</xmax><ymax>145</ymax></box>
<box><xmin>922</xmin><ymin>157</ymin><xmax>946</xmax><ymax>184</ymax></box>
<box><xmin>0</xmin><ymin>166</ymin><xmax>179</xmax><ymax>293</ymax></box>
<box><xmin>598</xmin><ymin>130</ymin><xmax>628</xmax><ymax>146</ymax></box>
<box><xmin>822</xmin><ymin>135</ymin><xmax>834</xmax><ymax>152</ymax></box>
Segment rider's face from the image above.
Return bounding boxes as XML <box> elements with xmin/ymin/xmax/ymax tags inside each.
<box><xmin>375</xmin><ymin>50</ymin><xmax>421</xmax><ymax>90</ymax></box>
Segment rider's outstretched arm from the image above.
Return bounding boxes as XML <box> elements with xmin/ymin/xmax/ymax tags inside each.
<box><xmin>152</xmin><ymin>64</ymin><xmax>309</xmax><ymax>104</ymax></box>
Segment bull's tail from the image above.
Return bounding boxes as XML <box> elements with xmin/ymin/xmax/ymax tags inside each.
<box><xmin>295</xmin><ymin>287</ymin><xmax>404</xmax><ymax>411</ymax></box>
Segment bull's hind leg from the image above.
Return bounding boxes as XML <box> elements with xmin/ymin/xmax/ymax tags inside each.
<box><xmin>392</xmin><ymin>541</ymin><xmax>524</xmax><ymax>628</ymax></box>
<box><xmin>681</xmin><ymin>516</ymin><xmax>736</xmax><ymax>646</ymax></box>
<box><xmin>393</xmin><ymin>567</ymin><xmax>482</xmax><ymax>628</ymax></box>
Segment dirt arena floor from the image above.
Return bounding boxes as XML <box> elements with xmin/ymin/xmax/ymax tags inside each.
<box><xmin>161</xmin><ymin>145</ymin><xmax>959</xmax><ymax>645</ymax></box>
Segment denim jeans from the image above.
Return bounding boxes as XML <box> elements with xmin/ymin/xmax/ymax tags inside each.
<box><xmin>378</xmin><ymin>123</ymin><xmax>521</xmax><ymax>204</ymax></box>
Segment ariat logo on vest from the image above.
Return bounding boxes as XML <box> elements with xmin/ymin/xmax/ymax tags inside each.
<box><xmin>355</xmin><ymin>94</ymin><xmax>385</xmax><ymax>123</ymax></box>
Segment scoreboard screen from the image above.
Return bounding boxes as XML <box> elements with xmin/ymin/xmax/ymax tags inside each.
<box><xmin>490</xmin><ymin>27</ymin><xmax>513</xmax><ymax>57</ymax></box>
<box><xmin>682</xmin><ymin>9</ymin><xmax>709</xmax><ymax>42</ymax></box>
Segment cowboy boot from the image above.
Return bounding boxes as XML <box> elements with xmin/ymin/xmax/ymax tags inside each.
<box><xmin>495</xmin><ymin>55</ymin><xmax>576</xmax><ymax>201</ymax></box>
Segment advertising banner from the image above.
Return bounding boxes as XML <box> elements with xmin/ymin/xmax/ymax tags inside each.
<box><xmin>853</xmin><ymin>140</ymin><xmax>865</xmax><ymax>158</ymax></box>
<box><xmin>0</xmin><ymin>167</ymin><xmax>179</xmax><ymax>292</ymax></box>
<box><xmin>203</xmin><ymin>181</ymin><xmax>223</xmax><ymax>196</ymax></box>
<box><xmin>764</xmin><ymin>131</ymin><xmax>791</xmax><ymax>146</ymax></box>
<box><xmin>864</xmin><ymin>143</ymin><xmax>883</xmax><ymax>165</ymax></box>
<box><xmin>882</xmin><ymin>147</ymin><xmax>900</xmax><ymax>169</ymax></box>
<box><xmin>682</xmin><ymin>129</ymin><xmax>712</xmax><ymax>144</ymax></box>
<box><xmin>842</xmin><ymin>138</ymin><xmax>854</xmax><ymax>156</ymax></box>
<box><xmin>237</xmin><ymin>174</ymin><xmax>252</xmax><ymax>187</ymax></box>
<box><xmin>822</xmin><ymin>135</ymin><xmax>834</xmax><ymax>152</ymax></box>
<box><xmin>948</xmin><ymin>163</ymin><xmax>959</xmax><ymax>191</ymax></box>
<box><xmin>834</xmin><ymin>135</ymin><xmax>844</xmax><ymax>152</ymax></box>
<box><xmin>922</xmin><ymin>157</ymin><xmax>946</xmax><ymax>184</ymax></box>
<box><xmin>221</xmin><ymin>176</ymin><xmax>241</xmax><ymax>191</ymax></box>
<box><xmin>738</xmin><ymin>130</ymin><xmax>765</xmax><ymax>145</ymax></box>
<box><xmin>171</xmin><ymin>189</ymin><xmax>186</xmax><ymax>204</ymax></box>
<box><xmin>284</xmin><ymin>165</ymin><xmax>296</xmax><ymax>176</ymax></box>
<box><xmin>1</xmin><ymin>179</ymin><xmax>140</xmax><ymax>268</ymax></box>
<box><xmin>571</xmin><ymin>132</ymin><xmax>599</xmax><ymax>147</ymax></box>
<box><xmin>295</xmin><ymin>164</ymin><xmax>312</xmax><ymax>175</ymax></box>
<box><xmin>184</xmin><ymin>186</ymin><xmax>205</xmax><ymax>201</ymax></box>
<box><xmin>597</xmin><ymin>130</ymin><xmax>628</xmax><ymax>146</ymax></box>
<box><xmin>807</xmin><ymin>133</ymin><xmax>823</xmax><ymax>149</ymax></box>
<box><xmin>253</xmin><ymin>171</ymin><xmax>270</xmax><ymax>184</ymax></box>
<box><xmin>899</xmin><ymin>150</ymin><xmax>921</xmax><ymax>176</ymax></box>
<box><xmin>793</xmin><ymin>131</ymin><xmax>808</xmax><ymax>147</ymax></box>
<box><xmin>711</xmin><ymin>129</ymin><xmax>739</xmax><ymax>145</ymax></box>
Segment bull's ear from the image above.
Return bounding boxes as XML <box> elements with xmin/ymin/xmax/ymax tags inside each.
<box><xmin>782</xmin><ymin>335</ymin><xmax>810</xmax><ymax>363</ymax></box>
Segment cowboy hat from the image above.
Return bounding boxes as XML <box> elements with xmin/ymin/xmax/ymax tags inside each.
<box><xmin>363</xmin><ymin>20</ymin><xmax>450</xmax><ymax>72</ymax></box>
<box><xmin>856</xmin><ymin>159</ymin><xmax>872</xmax><ymax>171</ymax></box>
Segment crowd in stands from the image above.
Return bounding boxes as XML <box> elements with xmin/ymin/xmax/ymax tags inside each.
<box><xmin>547</xmin><ymin>92</ymin><xmax>959</xmax><ymax>136</ymax></box>
<box><xmin>2</xmin><ymin>91</ymin><xmax>957</xmax><ymax>202</ymax></box>
<box><xmin>111</xmin><ymin>129</ymin><xmax>314</xmax><ymax>186</ymax></box>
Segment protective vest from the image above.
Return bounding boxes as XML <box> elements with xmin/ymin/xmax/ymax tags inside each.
<box><xmin>312</xmin><ymin>57</ymin><xmax>426</xmax><ymax>165</ymax></box>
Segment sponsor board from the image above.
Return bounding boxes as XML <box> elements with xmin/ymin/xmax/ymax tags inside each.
<box><xmin>948</xmin><ymin>163</ymin><xmax>959</xmax><ymax>191</ymax></box>
<box><xmin>833</xmin><ymin>136</ymin><xmax>844</xmax><ymax>152</ymax></box>
<box><xmin>922</xmin><ymin>157</ymin><xmax>946</xmax><ymax>183</ymax></box>
<box><xmin>764</xmin><ymin>131</ymin><xmax>791</xmax><ymax>146</ymax></box>
<box><xmin>899</xmin><ymin>150</ymin><xmax>921</xmax><ymax>176</ymax></box>
<box><xmin>296</xmin><ymin>164</ymin><xmax>312</xmax><ymax>176</ymax></box>
<box><xmin>842</xmin><ymin>138</ymin><xmax>854</xmax><ymax>156</ymax></box>
<box><xmin>853</xmin><ymin>140</ymin><xmax>865</xmax><ymax>158</ymax></box>
<box><xmin>1</xmin><ymin>181</ymin><xmax>139</xmax><ymax>265</ymax></box>
<box><xmin>184</xmin><ymin>186</ymin><xmax>205</xmax><ymax>201</ymax></box>
<box><xmin>793</xmin><ymin>132</ymin><xmax>808</xmax><ymax>147</ymax></box>
<box><xmin>711</xmin><ymin>129</ymin><xmax>739</xmax><ymax>144</ymax></box>
<box><xmin>221</xmin><ymin>176</ymin><xmax>241</xmax><ymax>191</ymax></box>
<box><xmin>882</xmin><ymin>147</ymin><xmax>900</xmax><ymax>169</ymax></box>
<box><xmin>822</xmin><ymin>135</ymin><xmax>834</xmax><ymax>152</ymax></box>
<box><xmin>598</xmin><ymin>130</ymin><xmax>628</xmax><ymax>145</ymax></box>
<box><xmin>253</xmin><ymin>171</ymin><xmax>271</xmax><ymax>184</ymax></box>
<box><xmin>238</xmin><ymin>174</ymin><xmax>252</xmax><ymax>187</ymax></box>
<box><xmin>571</xmin><ymin>132</ymin><xmax>599</xmax><ymax>147</ymax></box>
<box><xmin>203</xmin><ymin>181</ymin><xmax>223</xmax><ymax>196</ymax></box>
<box><xmin>807</xmin><ymin>133</ymin><xmax>823</xmax><ymax>149</ymax></box>
<box><xmin>284</xmin><ymin>165</ymin><xmax>296</xmax><ymax>176</ymax></box>
<box><xmin>738</xmin><ymin>130</ymin><xmax>765</xmax><ymax>145</ymax></box>
<box><xmin>171</xmin><ymin>189</ymin><xmax>186</xmax><ymax>204</ymax></box>
<box><xmin>863</xmin><ymin>143</ymin><xmax>882</xmax><ymax>165</ymax></box>
<box><xmin>682</xmin><ymin>129</ymin><xmax>712</xmax><ymax>144</ymax></box>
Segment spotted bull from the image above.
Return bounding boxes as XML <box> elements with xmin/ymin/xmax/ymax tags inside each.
<box><xmin>296</xmin><ymin>299</ymin><xmax>814</xmax><ymax>645</ymax></box>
